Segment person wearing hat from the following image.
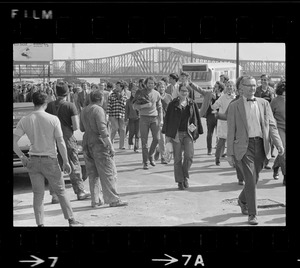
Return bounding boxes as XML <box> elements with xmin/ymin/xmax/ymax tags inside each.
<box><xmin>46</xmin><ymin>83</ymin><xmax>91</xmax><ymax>203</ymax></box>
<box><xmin>80</xmin><ymin>89</ymin><xmax>128</xmax><ymax>208</ymax></box>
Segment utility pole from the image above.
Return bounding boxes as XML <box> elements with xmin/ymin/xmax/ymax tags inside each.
<box><xmin>236</xmin><ymin>43</ymin><xmax>239</xmax><ymax>79</ymax></box>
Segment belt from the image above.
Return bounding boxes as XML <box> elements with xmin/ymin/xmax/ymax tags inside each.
<box><xmin>30</xmin><ymin>155</ymin><xmax>52</xmax><ymax>158</ymax></box>
<box><xmin>249</xmin><ymin>136</ymin><xmax>263</xmax><ymax>140</ymax></box>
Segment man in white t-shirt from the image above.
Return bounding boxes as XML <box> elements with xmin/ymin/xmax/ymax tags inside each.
<box><xmin>13</xmin><ymin>91</ymin><xmax>83</xmax><ymax>227</ymax></box>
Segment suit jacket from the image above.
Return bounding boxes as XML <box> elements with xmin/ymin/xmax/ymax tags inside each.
<box><xmin>189</xmin><ymin>82</ymin><xmax>214</xmax><ymax>117</ymax></box>
<box><xmin>227</xmin><ymin>97</ymin><xmax>283</xmax><ymax>161</ymax></box>
<box><xmin>77</xmin><ymin>90</ymin><xmax>88</xmax><ymax>112</ymax></box>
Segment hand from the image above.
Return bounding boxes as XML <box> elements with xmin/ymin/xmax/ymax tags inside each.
<box><xmin>227</xmin><ymin>155</ymin><xmax>235</xmax><ymax>167</ymax></box>
<box><xmin>159</xmin><ymin>120</ymin><xmax>164</xmax><ymax>128</ymax></box>
<box><xmin>62</xmin><ymin>162</ymin><xmax>71</xmax><ymax>175</ymax></box>
<box><xmin>21</xmin><ymin>156</ymin><xmax>29</xmax><ymax>167</ymax></box>
<box><xmin>108</xmin><ymin>146</ymin><xmax>115</xmax><ymax>157</ymax></box>
<box><xmin>277</xmin><ymin>146</ymin><xmax>284</xmax><ymax>156</ymax></box>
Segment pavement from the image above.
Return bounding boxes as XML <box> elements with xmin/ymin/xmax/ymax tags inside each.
<box><xmin>13</xmin><ymin>118</ymin><xmax>285</xmax><ymax>227</ymax></box>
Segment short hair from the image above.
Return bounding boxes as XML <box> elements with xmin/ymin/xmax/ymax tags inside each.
<box><xmin>107</xmin><ymin>82</ymin><xmax>114</xmax><ymax>89</ymax></box>
<box><xmin>276</xmin><ymin>80</ymin><xmax>286</xmax><ymax>95</ymax></box>
<box><xmin>260</xmin><ymin>74</ymin><xmax>269</xmax><ymax>79</ymax></box>
<box><xmin>157</xmin><ymin>80</ymin><xmax>166</xmax><ymax>87</ymax></box>
<box><xmin>89</xmin><ymin>89</ymin><xmax>104</xmax><ymax>103</ymax></box>
<box><xmin>116</xmin><ymin>80</ymin><xmax>125</xmax><ymax>89</ymax></box>
<box><xmin>32</xmin><ymin>91</ymin><xmax>48</xmax><ymax>106</ymax></box>
<box><xmin>169</xmin><ymin>73</ymin><xmax>179</xmax><ymax>82</ymax></box>
<box><xmin>240</xmin><ymin>75</ymin><xmax>256</xmax><ymax>85</ymax></box>
<box><xmin>161</xmin><ymin>76</ymin><xmax>169</xmax><ymax>84</ymax></box>
<box><xmin>91</xmin><ymin>84</ymin><xmax>99</xmax><ymax>90</ymax></box>
<box><xmin>220</xmin><ymin>74</ymin><xmax>229</xmax><ymax>82</ymax></box>
<box><xmin>235</xmin><ymin>75</ymin><xmax>246</xmax><ymax>90</ymax></box>
<box><xmin>180</xmin><ymin>71</ymin><xmax>190</xmax><ymax>77</ymax></box>
<box><xmin>144</xmin><ymin>76</ymin><xmax>157</xmax><ymax>85</ymax></box>
<box><xmin>56</xmin><ymin>83</ymin><xmax>69</xmax><ymax>96</ymax></box>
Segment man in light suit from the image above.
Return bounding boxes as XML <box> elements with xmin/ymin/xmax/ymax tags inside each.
<box><xmin>227</xmin><ymin>76</ymin><xmax>284</xmax><ymax>225</ymax></box>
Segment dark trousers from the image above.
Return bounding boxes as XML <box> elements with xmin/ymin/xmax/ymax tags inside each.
<box><xmin>206</xmin><ymin>113</ymin><xmax>217</xmax><ymax>150</ymax></box>
<box><xmin>233</xmin><ymin>156</ymin><xmax>244</xmax><ymax>182</ymax></box>
<box><xmin>128</xmin><ymin>118</ymin><xmax>140</xmax><ymax>145</ymax></box>
<box><xmin>239</xmin><ymin>138</ymin><xmax>266</xmax><ymax>216</ymax></box>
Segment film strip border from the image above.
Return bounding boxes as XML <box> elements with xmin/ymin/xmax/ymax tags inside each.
<box><xmin>2</xmin><ymin>1</ymin><xmax>300</xmax><ymax>267</ymax></box>
<box><xmin>6</xmin><ymin>3</ymin><xmax>300</xmax><ymax>42</ymax></box>
<box><xmin>4</xmin><ymin>227</ymin><xmax>296</xmax><ymax>267</ymax></box>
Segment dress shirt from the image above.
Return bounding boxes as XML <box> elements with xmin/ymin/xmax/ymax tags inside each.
<box><xmin>243</xmin><ymin>96</ymin><xmax>262</xmax><ymax>138</ymax></box>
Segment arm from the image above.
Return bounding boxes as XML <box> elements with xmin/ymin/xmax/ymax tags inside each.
<box><xmin>55</xmin><ymin>136</ymin><xmax>71</xmax><ymax>174</ymax></box>
<box><xmin>189</xmin><ymin>82</ymin><xmax>210</xmax><ymax>96</ymax></box>
<box><xmin>266</xmin><ymin>101</ymin><xmax>284</xmax><ymax>155</ymax></box>
<box><xmin>211</xmin><ymin>96</ymin><xmax>222</xmax><ymax>110</ymax></box>
<box><xmin>71</xmin><ymin>115</ymin><xmax>80</xmax><ymax>131</ymax></box>
<box><xmin>79</xmin><ymin>111</ymin><xmax>85</xmax><ymax>132</ymax></box>
<box><xmin>156</xmin><ymin>96</ymin><xmax>163</xmax><ymax>126</ymax></box>
<box><xmin>13</xmin><ymin>134</ymin><xmax>30</xmax><ymax>167</ymax></box>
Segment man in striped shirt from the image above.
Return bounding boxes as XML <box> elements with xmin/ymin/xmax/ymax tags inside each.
<box><xmin>107</xmin><ymin>80</ymin><xmax>128</xmax><ymax>149</ymax></box>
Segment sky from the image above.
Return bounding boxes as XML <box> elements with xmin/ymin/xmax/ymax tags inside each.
<box><xmin>53</xmin><ymin>43</ymin><xmax>285</xmax><ymax>61</ymax></box>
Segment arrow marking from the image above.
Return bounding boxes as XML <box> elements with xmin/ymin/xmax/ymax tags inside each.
<box><xmin>19</xmin><ymin>255</ymin><xmax>45</xmax><ymax>267</ymax></box>
<box><xmin>152</xmin><ymin>254</ymin><xmax>178</xmax><ymax>266</ymax></box>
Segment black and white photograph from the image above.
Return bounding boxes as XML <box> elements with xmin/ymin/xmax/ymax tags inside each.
<box><xmin>13</xmin><ymin>43</ymin><xmax>286</xmax><ymax>227</ymax></box>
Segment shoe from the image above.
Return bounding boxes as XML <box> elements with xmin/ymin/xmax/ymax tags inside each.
<box><xmin>77</xmin><ymin>190</ymin><xmax>91</xmax><ymax>200</ymax></box>
<box><xmin>68</xmin><ymin>218</ymin><xmax>84</xmax><ymax>227</ymax></box>
<box><xmin>149</xmin><ymin>160</ymin><xmax>156</xmax><ymax>166</ymax></box>
<box><xmin>91</xmin><ymin>199</ymin><xmax>104</xmax><ymax>208</ymax></box>
<box><xmin>238</xmin><ymin>199</ymin><xmax>248</xmax><ymax>215</ymax></box>
<box><xmin>143</xmin><ymin>163</ymin><xmax>149</xmax><ymax>170</ymax></box>
<box><xmin>248</xmin><ymin>215</ymin><xmax>258</xmax><ymax>225</ymax></box>
<box><xmin>238</xmin><ymin>181</ymin><xmax>244</xmax><ymax>186</ymax></box>
<box><xmin>221</xmin><ymin>153</ymin><xmax>227</xmax><ymax>158</ymax></box>
<box><xmin>264</xmin><ymin>165</ymin><xmax>271</xmax><ymax>170</ymax></box>
<box><xmin>134</xmin><ymin>149</ymin><xmax>140</xmax><ymax>153</ymax></box>
<box><xmin>178</xmin><ymin>182</ymin><xmax>185</xmax><ymax>190</ymax></box>
<box><xmin>183</xmin><ymin>178</ymin><xmax>189</xmax><ymax>189</ymax></box>
<box><xmin>283</xmin><ymin>175</ymin><xmax>286</xmax><ymax>186</ymax></box>
<box><xmin>119</xmin><ymin>147</ymin><xmax>126</xmax><ymax>150</ymax></box>
<box><xmin>215</xmin><ymin>159</ymin><xmax>220</xmax><ymax>166</ymax></box>
<box><xmin>128</xmin><ymin>145</ymin><xmax>133</xmax><ymax>150</ymax></box>
<box><xmin>51</xmin><ymin>195</ymin><xmax>59</xmax><ymax>204</ymax></box>
<box><xmin>207</xmin><ymin>149</ymin><xmax>212</xmax><ymax>155</ymax></box>
<box><xmin>273</xmin><ymin>167</ymin><xmax>279</xmax><ymax>180</ymax></box>
<box><xmin>154</xmin><ymin>149</ymin><xmax>160</xmax><ymax>161</ymax></box>
<box><xmin>109</xmin><ymin>200</ymin><xmax>128</xmax><ymax>207</ymax></box>
<box><xmin>37</xmin><ymin>224</ymin><xmax>44</xmax><ymax>227</ymax></box>
<box><xmin>161</xmin><ymin>159</ymin><xmax>168</xmax><ymax>164</ymax></box>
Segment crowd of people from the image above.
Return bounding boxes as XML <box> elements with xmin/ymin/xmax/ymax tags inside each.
<box><xmin>13</xmin><ymin>72</ymin><xmax>286</xmax><ymax>226</ymax></box>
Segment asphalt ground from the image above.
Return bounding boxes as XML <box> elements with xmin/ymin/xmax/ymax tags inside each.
<box><xmin>13</xmin><ymin>118</ymin><xmax>285</xmax><ymax>227</ymax></box>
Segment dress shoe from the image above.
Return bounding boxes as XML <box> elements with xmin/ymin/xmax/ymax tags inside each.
<box><xmin>38</xmin><ymin>224</ymin><xmax>44</xmax><ymax>227</ymax></box>
<box><xmin>143</xmin><ymin>163</ymin><xmax>149</xmax><ymax>170</ymax></box>
<box><xmin>238</xmin><ymin>199</ymin><xmax>248</xmax><ymax>215</ymax></box>
<box><xmin>215</xmin><ymin>159</ymin><xmax>220</xmax><ymax>166</ymax></box>
<box><xmin>238</xmin><ymin>180</ymin><xmax>244</xmax><ymax>186</ymax></box>
<box><xmin>161</xmin><ymin>159</ymin><xmax>168</xmax><ymax>164</ymax></box>
<box><xmin>221</xmin><ymin>153</ymin><xmax>227</xmax><ymax>158</ymax></box>
<box><xmin>248</xmin><ymin>215</ymin><xmax>258</xmax><ymax>225</ymax></box>
<box><xmin>178</xmin><ymin>182</ymin><xmax>185</xmax><ymax>190</ymax></box>
<box><xmin>183</xmin><ymin>178</ymin><xmax>189</xmax><ymax>189</ymax></box>
<box><xmin>149</xmin><ymin>160</ymin><xmax>156</xmax><ymax>166</ymax></box>
<box><xmin>51</xmin><ymin>195</ymin><xmax>59</xmax><ymax>204</ymax></box>
<box><xmin>109</xmin><ymin>200</ymin><xmax>128</xmax><ymax>207</ymax></box>
<box><xmin>68</xmin><ymin>218</ymin><xmax>84</xmax><ymax>227</ymax></box>
<box><xmin>207</xmin><ymin>149</ymin><xmax>212</xmax><ymax>155</ymax></box>
<box><xmin>264</xmin><ymin>165</ymin><xmax>271</xmax><ymax>170</ymax></box>
<box><xmin>77</xmin><ymin>190</ymin><xmax>91</xmax><ymax>200</ymax></box>
<box><xmin>273</xmin><ymin>167</ymin><xmax>279</xmax><ymax>180</ymax></box>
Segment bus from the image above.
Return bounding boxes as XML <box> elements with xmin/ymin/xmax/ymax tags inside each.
<box><xmin>181</xmin><ymin>62</ymin><xmax>242</xmax><ymax>106</ymax></box>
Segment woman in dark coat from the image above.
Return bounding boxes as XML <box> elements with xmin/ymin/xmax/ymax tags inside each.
<box><xmin>162</xmin><ymin>83</ymin><xmax>203</xmax><ymax>190</ymax></box>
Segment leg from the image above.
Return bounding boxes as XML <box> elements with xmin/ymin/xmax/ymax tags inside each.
<box><xmin>84</xmin><ymin>150</ymin><xmax>103</xmax><ymax>207</ymax></box>
<box><xmin>118</xmin><ymin>118</ymin><xmax>126</xmax><ymax>149</ymax></box>
<box><xmin>139</xmin><ymin>116</ymin><xmax>150</xmax><ymax>165</ymax></box>
<box><xmin>41</xmin><ymin>158</ymin><xmax>74</xmax><ymax>221</ymax></box>
<box><xmin>182</xmin><ymin>132</ymin><xmax>194</xmax><ymax>179</ymax></box>
<box><xmin>148</xmin><ymin>116</ymin><xmax>160</xmax><ymax>161</ymax></box>
<box><xmin>215</xmin><ymin>138</ymin><xmax>226</xmax><ymax>164</ymax></box>
<box><xmin>128</xmin><ymin>119</ymin><xmax>135</xmax><ymax>146</ymax></box>
<box><xmin>206</xmin><ymin>114</ymin><xmax>216</xmax><ymax>154</ymax></box>
<box><xmin>27</xmin><ymin>157</ymin><xmax>46</xmax><ymax>226</ymax></box>
<box><xmin>134</xmin><ymin>119</ymin><xmax>140</xmax><ymax>152</ymax></box>
<box><xmin>109</xmin><ymin>117</ymin><xmax>119</xmax><ymax>145</ymax></box>
<box><xmin>172</xmin><ymin>138</ymin><xmax>184</xmax><ymax>183</ymax></box>
<box><xmin>91</xmin><ymin>143</ymin><xmax>120</xmax><ymax>204</ymax></box>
